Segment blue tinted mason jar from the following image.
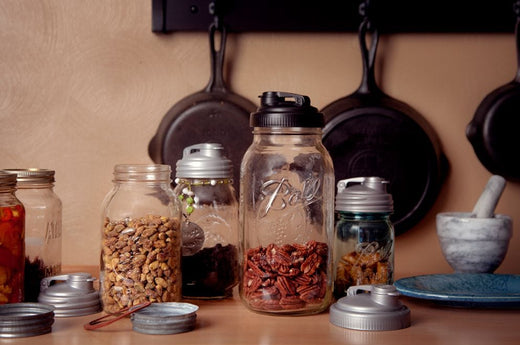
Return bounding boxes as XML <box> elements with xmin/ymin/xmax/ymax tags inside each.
<box><xmin>333</xmin><ymin>177</ymin><xmax>394</xmax><ymax>300</ymax></box>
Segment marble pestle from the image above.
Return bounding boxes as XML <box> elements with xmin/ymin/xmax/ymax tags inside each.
<box><xmin>471</xmin><ymin>175</ymin><xmax>506</xmax><ymax>218</ymax></box>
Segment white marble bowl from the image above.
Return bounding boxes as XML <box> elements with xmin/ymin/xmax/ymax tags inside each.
<box><xmin>436</xmin><ymin>212</ymin><xmax>513</xmax><ymax>273</ymax></box>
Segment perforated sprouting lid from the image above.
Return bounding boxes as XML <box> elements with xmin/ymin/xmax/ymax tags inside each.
<box><xmin>175</xmin><ymin>143</ymin><xmax>233</xmax><ymax>179</ymax></box>
<box><xmin>335</xmin><ymin>177</ymin><xmax>393</xmax><ymax>213</ymax></box>
<box><xmin>330</xmin><ymin>285</ymin><xmax>411</xmax><ymax>331</ymax></box>
<box><xmin>38</xmin><ymin>273</ymin><xmax>101</xmax><ymax>317</ymax></box>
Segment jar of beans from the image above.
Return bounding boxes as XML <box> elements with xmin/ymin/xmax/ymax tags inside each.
<box><xmin>99</xmin><ymin>164</ymin><xmax>182</xmax><ymax>313</ymax></box>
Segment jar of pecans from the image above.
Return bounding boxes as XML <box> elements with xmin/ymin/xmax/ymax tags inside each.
<box><xmin>99</xmin><ymin>164</ymin><xmax>182</xmax><ymax>313</ymax></box>
<box><xmin>0</xmin><ymin>172</ymin><xmax>25</xmax><ymax>304</ymax></box>
<box><xmin>239</xmin><ymin>92</ymin><xmax>335</xmax><ymax>315</ymax></box>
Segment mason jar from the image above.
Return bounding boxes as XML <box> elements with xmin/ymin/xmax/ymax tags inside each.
<box><xmin>174</xmin><ymin>143</ymin><xmax>239</xmax><ymax>299</ymax></box>
<box><xmin>333</xmin><ymin>177</ymin><xmax>394</xmax><ymax>299</ymax></box>
<box><xmin>99</xmin><ymin>164</ymin><xmax>182</xmax><ymax>313</ymax></box>
<box><xmin>2</xmin><ymin>169</ymin><xmax>62</xmax><ymax>302</ymax></box>
<box><xmin>0</xmin><ymin>172</ymin><xmax>25</xmax><ymax>304</ymax></box>
<box><xmin>239</xmin><ymin>91</ymin><xmax>335</xmax><ymax>315</ymax></box>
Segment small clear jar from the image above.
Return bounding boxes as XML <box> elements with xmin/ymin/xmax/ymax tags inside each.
<box><xmin>100</xmin><ymin>164</ymin><xmax>182</xmax><ymax>313</ymax></box>
<box><xmin>239</xmin><ymin>92</ymin><xmax>335</xmax><ymax>315</ymax></box>
<box><xmin>0</xmin><ymin>172</ymin><xmax>25</xmax><ymax>304</ymax></box>
<box><xmin>333</xmin><ymin>177</ymin><xmax>394</xmax><ymax>300</ymax></box>
<box><xmin>174</xmin><ymin>143</ymin><xmax>239</xmax><ymax>299</ymax></box>
<box><xmin>3</xmin><ymin>169</ymin><xmax>62</xmax><ymax>302</ymax></box>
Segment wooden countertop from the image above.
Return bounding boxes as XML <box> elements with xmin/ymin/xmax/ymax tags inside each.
<box><xmin>6</xmin><ymin>266</ymin><xmax>520</xmax><ymax>345</ymax></box>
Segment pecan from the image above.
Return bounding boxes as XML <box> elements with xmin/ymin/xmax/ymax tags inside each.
<box><xmin>300</xmin><ymin>253</ymin><xmax>321</xmax><ymax>275</ymax></box>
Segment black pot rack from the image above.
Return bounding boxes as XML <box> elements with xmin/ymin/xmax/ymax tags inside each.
<box><xmin>152</xmin><ymin>0</ymin><xmax>517</xmax><ymax>34</ymax></box>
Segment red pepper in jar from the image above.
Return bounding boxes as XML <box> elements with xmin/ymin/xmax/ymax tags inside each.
<box><xmin>0</xmin><ymin>204</ymin><xmax>25</xmax><ymax>304</ymax></box>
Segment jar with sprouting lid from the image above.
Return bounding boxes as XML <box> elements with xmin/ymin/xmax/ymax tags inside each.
<box><xmin>174</xmin><ymin>143</ymin><xmax>239</xmax><ymax>299</ymax></box>
<box><xmin>99</xmin><ymin>164</ymin><xmax>182</xmax><ymax>313</ymax></box>
<box><xmin>333</xmin><ymin>177</ymin><xmax>394</xmax><ymax>300</ymax></box>
<box><xmin>0</xmin><ymin>172</ymin><xmax>25</xmax><ymax>304</ymax></box>
<box><xmin>2</xmin><ymin>169</ymin><xmax>62</xmax><ymax>302</ymax></box>
<box><xmin>239</xmin><ymin>91</ymin><xmax>335</xmax><ymax>315</ymax></box>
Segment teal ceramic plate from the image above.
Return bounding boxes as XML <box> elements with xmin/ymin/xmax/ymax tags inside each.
<box><xmin>394</xmin><ymin>274</ymin><xmax>520</xmax><ymax>308</ymax></box>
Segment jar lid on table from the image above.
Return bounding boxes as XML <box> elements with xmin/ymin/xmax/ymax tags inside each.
<box><xmin>0</xmin><ymin>303</ymin><xmax>55</xmax><ymax>338</ymax></box>
<box><xmin>131</xmin><ymin>302</ymin><xmax>199</xmax><ymax>335</ymax></box>
<box><xmin>38</xmin><ymin>273</ymin><xmax>101</xmax><ymax>317</ymax></box>
<box><xmin>329</xmin><ymin>285</ymin><xmax>410</xmax><ymax>331</ymax></box>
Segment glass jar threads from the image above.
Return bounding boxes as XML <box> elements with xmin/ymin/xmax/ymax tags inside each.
<box><xmin>333</xmin><ymin>177</ymin><xmax>394</xmax><ymax>299</ymax></box>
<box><xmin>100</xmin><ymin>164</ymin><xmax>182</xmax><ymax>313</ymax></box>
<box><xmin>239</xmin><ymin>92</ymin><xmax>335</xmax><ymax>315</ymax></box>
<box><xmin>0</xmin><ymin>172</ymin><xmax>25</xmax><ymax>304</ymax></box>
<box><xmin>2</xmin><ymin>169</ymin><xmax>62</xmax><ymax>302</ymax></box>
<box><xmin>174</xmin><ymin>143</ymin><xmax>239</xmax><ymax>299</ymax></box>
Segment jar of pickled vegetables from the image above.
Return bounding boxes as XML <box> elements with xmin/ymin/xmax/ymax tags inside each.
<box><xmin>0</xmin><ymin>172</ymin><xmax>25</xmax><ymax>304</ymax></box>
<box><xmin>2</xmin><ymin>169</ymin><xmax>62</xmax><ymax>302</ymax></box>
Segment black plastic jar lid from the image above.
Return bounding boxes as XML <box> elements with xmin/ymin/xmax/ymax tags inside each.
<box><xmin>250</xmin><ymin>91</ymin><xmax>325</xmax><ymax>128</ymax></box>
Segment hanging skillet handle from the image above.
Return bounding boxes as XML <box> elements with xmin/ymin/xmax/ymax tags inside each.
<box><xmin>514</xmin><ymin>1</ymin><xmax>520</xmax><ymax>82</ymax></box>
<box><xmin>205</xmin><ymin>21</ymin><xmax>228</xmax><ymax>93</ymax></box>
<box><xmin>357</xmin><ymin>0</ymin><xmax>381</xmax><ymax>95</ymax></box>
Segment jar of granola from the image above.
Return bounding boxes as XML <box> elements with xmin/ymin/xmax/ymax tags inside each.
<box><xmin>174</xmin><ymin>143</ymin><xmax>239</xmax><ymax>299</ymax></box>
<box><xmin>333</xmin><ymin>177</ymin><xmax>394</xmax><ymax>300</ymax></box>
<box><xmin>99</xmin><ymin>164</ymin><xmax>182</xmax><ymax>313</ymax></box>
<box><xmin>239</xmin><ymin>92</ymin><xmax>335</xmax><ymax>315</ymax></box>
<box><xmin>2</xmin><ymin>169</ymin><xmax>62</xmax><ymax>302</ymax></box>
<box><xmin>0</xmin><ymin>172</ymin><xmax>25</xmax><ymax>304</ymax></box>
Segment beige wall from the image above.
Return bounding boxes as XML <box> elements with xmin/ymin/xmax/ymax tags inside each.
<box><xmin>1</xmin><ymin>1</ymin><xmax>518</xmax><ymax>276</ymax></box>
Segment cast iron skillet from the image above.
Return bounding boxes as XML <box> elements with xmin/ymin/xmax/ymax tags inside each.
<box><xmin>320</xmin><ymin>17</ymin><xmax>448</xmax><ymax>235</ymax></box>
<box><xmin>466</xmin><ymin>2</ymin><xmax>520</xmax><ymax>182</ymax></box>
<box><xmin>148</xmin><ymin>23</ymin><xmax>255</xmax><ymax>188</ymax></box>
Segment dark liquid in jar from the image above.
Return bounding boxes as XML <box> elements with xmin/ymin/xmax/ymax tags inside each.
<box><xmin>182</xmin><ymin>243</ymin><xmax>238</xmax><ymax>298</ymax></box>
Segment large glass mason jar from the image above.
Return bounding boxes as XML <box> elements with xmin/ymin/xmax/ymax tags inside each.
<box><xmin>239</xmin><ymin>91</ymin><xmax>335</xmax><ymax>315</ymax></box>
<box><xmin>0</xmin><ymin>172</ymin><xmax>25</xmax><ymax>304</ymax></box>
<box><xmin>99</xmin><ymin>164</ymin><xmax>182</xmax><ymax>313</ymax></box>
<box><xmin>3</xmin><ymin>169</ymin><xmax>62</xmax><ymax>302</ymax></box>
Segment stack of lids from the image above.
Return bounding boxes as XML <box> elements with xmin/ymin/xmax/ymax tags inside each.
<box><xmin>38</xmin><ymin>272</ymin><xmax>101</xmax><ymax>317</ymax></box>
<box><xmin>0</xmin><ymin>303</ymin><xmax>55</xmax><ymax>338</ymax></box>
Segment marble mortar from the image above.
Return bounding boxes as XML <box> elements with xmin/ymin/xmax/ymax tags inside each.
<box><xmin>436</xmin><ymin>212</ymin><xmax>512</xmax><ymax>273</ymax></box>
<box><xmin>436</xmin><ymin>175</ymin><xmax>512</xmax><ymax>273</ymax></box>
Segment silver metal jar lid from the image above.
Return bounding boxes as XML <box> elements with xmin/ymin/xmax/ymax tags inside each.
<box><xmin>335</xmin><ymin>177</ymin><xmax>394</xmax><ymax>213</ymax></box>
<box><xmin>175</xmin><ymin>143</ymin><xmax>233</xmax><ymax>179</ymax></box>
<box><xmin>0</xmin><ymin>303</ymin><xmax>55</xmax><ymax>338</ymax></box>
<box><xmin>330</xmin><ymin>285</ymin><xmax>410</xmax><ymax>331</ymax></box>
<box><xmin>131</xmin><ymin>302</ymin><xmax>199</xmax><ymax>335</ymax></box>
<box><xmin>38</xmin><ymin>273</ymin><xmax>101</xmax><ymax>318</ymax></box>
<box><xmin>1</xmin><ymin>168</ymin><xmax>55</xmax><ymax>184</ymax></box>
